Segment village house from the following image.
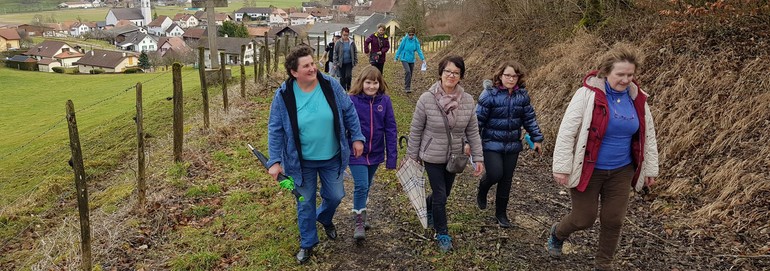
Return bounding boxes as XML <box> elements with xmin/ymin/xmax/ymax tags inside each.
<box><xmin>37</xmin><ymin>50</ymin><xmax>84</xmax><ymax>72</ymax></box>
<box><xmin>105</xmin><ymin>0</ymin><xmax>152</xmax><ymax>27</ymax></box>
<box><xmin>172</xmin><ymin>13</ymin><xmax>199</xmax><ymax>28</ymax></box>
<box><xmin>199</xmin><ymin>37</ymin><xmax>256</xmax><ymax>68</ymax></box>
<box><xmin>156</xmin><ymin>36</ymin><xmax>189</xmax><ymax>57</ymax></box>
<box><xmin>194</xmin><ymin>12</ymin><xmax>232</xmax><ymax>26</ymax></box>
<box><xmin>351</xmin><ymin>13</ymin><xmax>398</xmax><ymax>41</ymax></box>
<box><xmin>147</xmin><ymin>15</ymin><xmax>173</xmax><ymax>36</ymax></box>
<box><xmin>247</xmin><ymin>26</ymin><xmax>270</xmax><ymax>38</ymax></box>
<box><xmin>269</xmin><ymin>8</ymin><xmax>289</xmax><ymax>26</ymax></box>
<box><xmin>58</xmin><ymin>1</ymin><xmax>95</xmax><ymax>9</ymax></box>
<box><xmin>234</xmin><ymin>7</ymin><xmax>272</xmax><ymax>22</ymax></box>
<box><xmin>16</xmin><ymin>24</ymin><xmax>52</xmax><ymax>37</ymax></box>
<box><xmin>289</xmin><ymin>13</ymin><xmax>315</xmax><ymax>25</ymax></box>
<box><xmin>69</xmin><ymin>22</ymin><xmax>97</xmax><ymax>37</ymax></box>
<box><xmin>182</xmin><ymin>27</ymin><xmax>206</xmax><ymax>44</ymax></box>
<box><xmin>165</xmin><ymin>23</ymin><xmax>185</xmax><ymax>37</ymax></box>
<box><xmin>73</xmin><ymin>49</ymin><xmax>138</xmax><ymax>73</ymax></box>
<box><xmin>0</xmin><ymin>28</ymin><xmax>21</xmax><ymax>51</ymax></box>
<box><xmin>117</xmin><ymin>31</ymin><xmax>157</xmax><ymax>52</ymax></box>
<box><xmin>23</xmin><ymin>40</ymin><xmax>75</xmax><ymax>61</ymax></box>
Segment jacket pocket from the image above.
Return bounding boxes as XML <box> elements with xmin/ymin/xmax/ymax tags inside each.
<box><xmin>422</xmin><ymin>137</ymin><xmax>433</xmax><ymax>153</ymax></box>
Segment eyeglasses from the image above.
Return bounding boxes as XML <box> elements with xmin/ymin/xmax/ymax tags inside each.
<box><xmin>502</xmin><ymin>73</ymin><xmax>519</xmax><ymax>80</ymax></box>
<box><xmin>443</xmin><ymin>70</ymin><xmax>461</xmax><ymax>77</ymax></box>
<box><xmin>408</xmin><ymin>33</ymin><xmax>415</xmax><ymax>36</ymax></box>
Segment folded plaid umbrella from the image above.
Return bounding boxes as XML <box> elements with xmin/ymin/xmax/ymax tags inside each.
<box><xmin>396</xmin><ymin>158</ymin><xmax>427</xmax><ymax>229</ymax></box>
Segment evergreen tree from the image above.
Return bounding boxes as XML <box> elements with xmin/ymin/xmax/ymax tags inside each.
<box><xmin>138</xmin><ymin>51</ymin><xmax>151</xmax><ymax>69</ymax></box>
<box><xmin>396</xmin><ymin>0</ymin><xmax>426</xmax><ymax>38</ymax></box>
<box><xmin>218</xmin><ymin>21</ymin><xmax>249</xmax><ymax>38</ymax></box>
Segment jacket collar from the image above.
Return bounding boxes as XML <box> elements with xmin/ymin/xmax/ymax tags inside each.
<box><xmin>582</xmin><ymin>70</ymin><xmax>647</xmax><ymax>99</ymax></box>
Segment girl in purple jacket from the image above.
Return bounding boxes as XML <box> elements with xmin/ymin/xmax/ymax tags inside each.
<box><xmin>348</xmin><ymin>65</ymin><xmax>398</xmax><ymax>241</ymax></box>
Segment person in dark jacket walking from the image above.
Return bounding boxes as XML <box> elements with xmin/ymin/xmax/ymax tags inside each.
<box><xmin>475</xmin><ymin>61</ymin><xmax>543</xmax><ymax>228</ymax></box>
<box><xmin>347</xmin><ymin>65</ymin><xmax>398</xmax><ymax>241</ymax></box>
<box><xmin>333</xmin><ymin>27</ymin><xmax>358</xmax><ymax>91</ymax></box>
<box><xmin>364</xmin><ymin>24</ymin><xmax>390</xmax><ymax>74</ymax></box>
<box><xmin>323</xmin><ymin>32</ymin><xmax>341</xmax><ymax>75</ymax></box>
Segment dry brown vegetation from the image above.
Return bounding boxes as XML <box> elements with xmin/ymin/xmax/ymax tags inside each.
<box><xmin>432</xmin><ymin>0</ymin><xmax>770</xmax><ymax>258</ymax></box>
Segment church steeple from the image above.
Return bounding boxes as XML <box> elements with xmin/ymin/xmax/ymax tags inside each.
<box><xmin>141</xmin><ymin>0</ymin><xmax>151</xmax><ymax>26</ymax></box>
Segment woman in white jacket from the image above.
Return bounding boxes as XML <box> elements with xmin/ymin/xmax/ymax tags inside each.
<box><xmin>547</xmin><ymin>45</ymin><xmax>660</xmax><ymax>271</ymax></box>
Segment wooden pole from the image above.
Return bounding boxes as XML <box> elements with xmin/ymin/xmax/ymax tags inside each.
<box><xmin>274</xmin><ymin>39</ymin><xmax>280</xmax><ymax>72</ymax></box>
<box><xmin>294</xmin><ymin>35</ymin><xmax>298</xmax><ymax>47</ymax></box>
<box><xmin>240</xmin><ymin>44</ymin><xmax>246</xmax><ymax>98</ymax></box>
<box><xmin>172</xmin><ymin>63</ymin><xmax>183</xmax><ymax>162</ymax></box>
<box><xmin>264</xmin><ymin>35</ymin><xmax>269</xmax><ymax>76</ymax></box>
<box><xmin>283</xmin><ymin>34</ymin><xmax>289</xmax><ymax>58</ymax></box>
<box><xmin>316</xmin><ymin>36</ymin><xmax>320</xmax><ymax>59</ymax></box>
<box><xmin>65</xmin><ymin>100</ymin><xmax>91</xmax><ymax>271</ymax></box>
<box><xmin>198</xmin><ymin>47</ymin><xmax>209</xmax><ymax>130</ymax></box>
<box><xmin>252</xmin><ymin>41</ymin><xmax>258</xmax><ymax>84</ymax></box>
<box><xmin>258</xmin><ymin>45</ymin><xmax>265</xmax><ymax>81</ymax></box>
<box><xmin>135</xmin><ymin>82</ymin><xmax>146</xmax><ymax>208</ymax></box>
<box><xmin>220</xmin><ymin>52</ymin><xmax>228</xmax><ymax>112</ymax></box>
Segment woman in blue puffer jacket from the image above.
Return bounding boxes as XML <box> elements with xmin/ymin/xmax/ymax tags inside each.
<box><xmin>393</xmin><ymin>27</ymin><xmax>425</xmax><ymax>93</ymax></box>
<box><xmin>475</xmin><ymin>60</ymin><xmax>543</xmax><ymax>228</ymax></box>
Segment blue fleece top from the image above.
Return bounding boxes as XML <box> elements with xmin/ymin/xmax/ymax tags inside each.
<box><xmin>342</xmin><ymin>42</ymin><xmax>352</xmax><ymax>64</ymax></box>
<box><xmin>595</xmin><ymin>80</ymin><xmax>639</xmax><ymax>170</ymax></box>
<box><xmin>293</xmin><ymin>81</ymin><xmax>339</xmax><ymax>160</ymax></box>
<box><xmin>394</xmin><ymin>36</ymin><xmax>425</xmax><ymax>63</ymax></box>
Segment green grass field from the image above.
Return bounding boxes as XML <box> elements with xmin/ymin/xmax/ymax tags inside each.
<box><xmin>0</xmin><ymin>0</ymin><xmax>308</xmax><ymax>24</ymax></box>
<box><xmin>0</xmin><ymin>64</ymin><xmax>254</xmax><ymax>207</ymax></box>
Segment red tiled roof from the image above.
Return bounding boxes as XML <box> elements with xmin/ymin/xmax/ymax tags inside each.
<box><xmin>54</xmin><ymin>51</ymin><xmax>84</xmax><ymax>59</ymax></box>
<box><xmin>0</xmin><ymin>28</ymin><xmax>21</xmax><ymax>40</ymax></box>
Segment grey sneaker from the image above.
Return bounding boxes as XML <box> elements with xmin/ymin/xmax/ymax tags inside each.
<box><xmin>547</xmin><ymin>223</ymin><xmax>565</xmax><ymax>257</ymax></box>
<box><xmin>353</xmin><ymin>213</ymin><xmax>365</xmax><ymax>240</ymax></box>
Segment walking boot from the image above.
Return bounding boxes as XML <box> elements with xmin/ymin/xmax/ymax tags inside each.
<box><xmin>321</xmin><ymin>222</ymin><xmax>337</xmax><ymax>240</ymax></box>
<box><xmin>495</xmin><ymin>197</ymin><xmax>512</xmax><ymax>228</ymax></box>
<box><xmin>477</xmin><ymin>174</ymin><xmax>489</xmax><ymax>210</ymax></box>
<box><xmin>362</xmin><ymin>210</ymin><xmax>371</xmax><ymax>230</ymax></box>
<box><xmin>353</xmin><ymin>212</ymin><xmax>366</xmax><ymax>240</ymax></box>
<box><xmin>296</xmin><ymin>247</ymin><xmax>312</xmax><ymax>264</ymax></box>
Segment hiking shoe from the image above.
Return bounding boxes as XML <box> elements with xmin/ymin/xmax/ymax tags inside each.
<box><xmin>547</xmin><ymin>223</ymin><xmax>564</xmax><ymax>257</ymax></box>
<box><xmin>426</xmin><ymin>209</ymin><xmax>433</xmax><ymax>228</ymax></box>
<box><xmin>353</xmin><ymin>213</ymin><xmax>366</xmax><ymax>240</ymax></box>
<box><xmin>476</xmin><ymin>186</ymin><xmax>488</xmax><ymax>210</ymax></box>
<box><xmin>322</xmin><ymin>223</ymin><xmax>337</xmax><ymax>240</ymax></box>
<box><xmin>296</xmin><ymin>247</ymin><xmax>312</xmax><ymax>264</ymax></box>
<box><xmin>405</xmin><ymin>89</ymin><xmax>412</xmax><ymax>93</ymax></box>
<box><xmin>495</xmin><ymin>214</ymin><xmax>512</xmax><ymax>228</ymax></box>
<box><xmin>436</xmin><ymin>234</ymin><xmax>453</xmax><ymax>253</ymax></box>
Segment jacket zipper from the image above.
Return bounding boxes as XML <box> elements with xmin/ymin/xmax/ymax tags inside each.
<box><xmin>367</xmin><ymin>98</ymin><xmax>374</xmax><ymax>165</ymax></box>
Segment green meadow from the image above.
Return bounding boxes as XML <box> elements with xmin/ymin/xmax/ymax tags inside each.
<box><xmin>0</xmin><ymin>0</ymin><xmax>307</xmax><ymax>24</ymax></box>
<box><xmin>0</xmin><ymin>65</ymin><xmax>253</xmax><ymax>209</ymax></box>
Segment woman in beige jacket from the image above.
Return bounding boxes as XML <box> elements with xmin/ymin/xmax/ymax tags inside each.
<box><xmin>406</xmin><ymin>55</ymin><xmax>484</xmax><ymax>253</ymax></box>
<box><xmin>547</xmin><ymin>45</ymin><xmax>659</xmax><ymax>270</ymax></box>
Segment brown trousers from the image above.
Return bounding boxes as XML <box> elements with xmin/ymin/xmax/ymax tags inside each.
<box><xmin>554</xmin><ymin>164</ymin><xmax>634</xmax><ymax>270</ymax></box>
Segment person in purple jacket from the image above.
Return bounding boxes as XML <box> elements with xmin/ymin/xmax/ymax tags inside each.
<box><xmin>364</xmin><ymin>24</ymin><xmax>390</xmax><ymax>74</ymax></box>
<box><xmin>348</xmin><ymin>65</ymin><xmax>398</xmax><ymax>240</ymax></box>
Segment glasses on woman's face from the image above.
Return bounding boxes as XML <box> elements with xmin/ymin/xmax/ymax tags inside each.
<box><xmin>502</xmin><ymin>73</ymin><xmax>519</xmax><ymax>80</ymax></box>
<box><xmin>443</xmin><ymin>69</ymin><xmax>461</xmax><ymax>78</ymax></box>
<box><xmin>408</xmin><ymin>33</ymin><xmax>415</xmax><ymax>36</ymax></box>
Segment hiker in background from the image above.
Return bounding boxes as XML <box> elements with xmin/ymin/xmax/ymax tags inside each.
<box><xmin>364</xmin><ymin>24</ymin><xmax>391</xmax><ymax>74</ymax></box>
<box><xmin>474</xmin><ymin>61</ymin><xmax>544</xmax><ymax>228</ymax></box>
<box><xmin>547</xmin><ymin>45</ymin><xmax>659</xmax><ymax>270</ymax></box>
<box><xmin>333</xmin><ymin>27</ymin><xmax>358</xmax><ymax>91</ymax></box>
<box><xmin>266</xmin><ymin>45</ymin><xmax>365</xmax><ymax>264</ymax></box>
<box><xmin>323</xmin><ymin>32</ymin><xmax>341</xmax><ymax>77</ymax></box>
<box><xmin>393</xmin><ymin>27</ymin><xmax>426</xmax><ymax>93</ymax></box>
<box><xmin>406</xmin><ymin>55</ymin><xmax>484</xmax><ymax>253</ymax></box>
<box><xmin>347</xmin><ymin>65</ymin><xmax>398</xmax><ymax>241</ymax></box>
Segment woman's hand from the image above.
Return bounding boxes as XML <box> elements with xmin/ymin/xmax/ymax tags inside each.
<box><xmin>473</xmin><ymin>162</ymin><xmax>484</xmax><ymax>177</ymax></box>
<box><xmin>464</xmin><ymin>143</ymin><xmax>471</xmax><ymax>156</ymax></box>
<box><xmin>645</xmin><ymin>177</ymin><xmax>656</xmax><ymax>187</ymax></box>
<box><xmin>268</xmin><ymin>163</ymin><xmax>283</xmax><ymax>181</ymax></box>
<box><xmin>533</xmin><ymin>142</ymin><xmax>543</xmax><ymax>156</ymax></box>
<box><xmin>553</xmin><ymin>173</ymin><xmax>569</xmax><ymax>186</ymax></box>
<box><xmin>352</xmin><ymin>141</ymin><xmax>364</xmax><ymax>157</ymax></box>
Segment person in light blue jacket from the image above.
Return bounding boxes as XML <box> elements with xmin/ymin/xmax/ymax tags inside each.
<box><xmin>393</xmin><ymin>27</ymin><xmax>426</xmax><ymax>93</ymax></box>
<box><xmin>267</xmin><ymin>45</ymin><xmax>365</xmax><ymax>264</ymax></box>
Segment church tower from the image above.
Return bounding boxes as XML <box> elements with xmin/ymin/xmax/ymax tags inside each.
<box><xmin>141</xmin><ymin>0</ymin><xmax>151</xmax><ymax>26</ymax></box>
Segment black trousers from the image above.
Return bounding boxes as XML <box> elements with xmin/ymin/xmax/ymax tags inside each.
<box><xmin>424</xmin><ymin>162</ymin><xmax>457</xmax><ymax>235</ymax></box>
<box><xmin>340</xmin><ymin>63</ymin><xmax>354</xmax><ymax>91</ymax></box>
<box><xmin>371</xmin><ymin>62</ymin><xmax>384</xmax><ymax>74</ymax></box>
<box><xmin>479</xmin><ymin>151</ymin><xmax>520</xmax><ymax>200</ymax></box>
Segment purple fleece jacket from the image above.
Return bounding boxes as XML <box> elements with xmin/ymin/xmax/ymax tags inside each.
<box><xmin>349</xmin><ymin>93</ymin><xmax>398</xmax><ymax>168</ymax></box>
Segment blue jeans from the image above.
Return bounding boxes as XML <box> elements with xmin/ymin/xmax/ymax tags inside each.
<box><xmin>349</xmin><ymin>164</ymin><xmax>379</xmax><ymax>211</ymax></box>
<box><xmin>295</xmin><ymin>155</ymin><xmax>345</xmax><ymax>249</ymax></box>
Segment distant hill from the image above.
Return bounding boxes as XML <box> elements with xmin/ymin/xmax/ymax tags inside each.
<box><xmin>0</xmin><ymin>0</ymin><xmax>63</xmax><ymax>13</ymax></box>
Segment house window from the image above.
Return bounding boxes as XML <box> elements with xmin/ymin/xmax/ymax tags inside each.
<box><xmin>142</xmin><ymin>45</ymin><xmax>147</xmax><ymax>51</ymax></box>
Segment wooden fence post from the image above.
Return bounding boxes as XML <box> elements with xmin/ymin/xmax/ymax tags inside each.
<box><xmin>258</xmin><ymin>45</ymin><xmax>265</xmax><ymax>81</ymax></box>
<box><xmin>283</xmin><ymin>35</ymin><xmax>289</xmax><ymax>58</ymax></box>
<box><xmin>65</xmin><ymin>100</ymin><xmax>91</xmax><ymax>271</ymax></box>
<box><xmin>252</xmin><ymin>41</ymin><xmax>258</xmax><ymax>84</ymax></box>
<box><xmin>198</xmin><ymin>47</ymin><xmax>210</xmax><ymax>130</ymax></box>
<box><xmin>264</xmin><ymin>35</ymin><xmax>269</xmax><ymax>76</ymax></box>
<box><xmin>220</xmin><ymin>52</ymin><xmax>228</xmax><ymax>112</ymax></box>
<box><xmin>274</xmin><ymin>39</ymin><xmax>280</xmax><ymax>72</ymax></box>
<box><xmin>240</xmin><ymin>44</ymin><xmax>246</xmax><ymax>97</ymax></box>
<box><xmin>316</xmin><ymin>36</ymin><xmax>320</xmax><ymax>59</ymax></box>
<box><xmin>135</xmin><ymin>82</ymin><xmax>146</xmax><ymax>208</ymax></box>
<box><xmin>294</xmin><ymin>35</ymin><xmax>298</xmax><ymax>47</ymax></box>
<box><xmin>172</xmin><ymin>63</ymin><xmax>183</xmax><ymax>162</ymax></box>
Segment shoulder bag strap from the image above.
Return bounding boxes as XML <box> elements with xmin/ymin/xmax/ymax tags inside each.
<box><xmin>432</xmin><ymin>94</ymin><xmax>452</xmax><ymax>160</ymax></box>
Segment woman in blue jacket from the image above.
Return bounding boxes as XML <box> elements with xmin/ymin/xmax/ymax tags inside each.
<box><xmin>393</xmin><ymin>27</ymin><xmax>425</xmax><ymax>93</ymax></box>
<box><xmin>267</xmin><ymin>45</ymin><xmax>365</xmax><ymax>264</ymax></box>
<box><xmin>475</xmin><ymin>61</ymin><xmax>543</xmax><ymax>228</ymax></box>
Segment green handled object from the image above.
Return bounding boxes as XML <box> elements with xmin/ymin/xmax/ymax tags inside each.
<box><xmin>247</xmin><ymin>144</ymin><xmax>305</xmax><ymax>202</ymax></box>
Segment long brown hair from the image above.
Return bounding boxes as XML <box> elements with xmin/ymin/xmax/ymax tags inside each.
<box><xmin>349</xmin><ymin>65</ymin><xmax>388</xmax><ymax>95</ymax></box>
<box><xmin>492</xmin><ymin>60</ymin><xmax>527</xmax><ymax>88</ymax></box>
